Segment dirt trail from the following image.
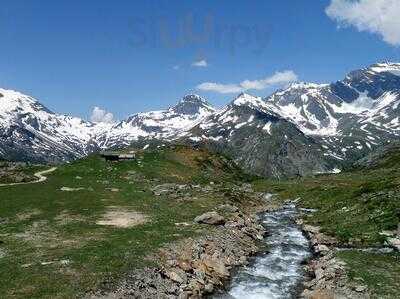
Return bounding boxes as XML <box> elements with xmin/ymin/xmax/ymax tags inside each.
<box><xmin>0</xmin><ymin>167</ymin><xmax>57</xmax><ymax>187</ymax></box>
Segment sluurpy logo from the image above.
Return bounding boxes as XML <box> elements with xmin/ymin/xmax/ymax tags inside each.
<box><xmin>127</xmin><ymin>13</ymin><xmax>272</xmax><ymax>55</ymax></box>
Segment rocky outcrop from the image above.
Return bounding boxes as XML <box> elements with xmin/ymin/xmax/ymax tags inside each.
<box><xmin>300</xmin><ymin>224</ymin><xmax>370</xmax><ymax>299</ymax></box>
<box><xmin>151</xmin><ymin>183</ymin><xmax>194</xmax><ymax>197</ymax></box>
<box><xmin>383</xmin><ymin>225</ymin><xmax>400</xmax><ymax>251</ymax></box>
<box><xmin>389</xmin><ymin>237</ymin><xmax>400</xmax><ymax>251</ymax></box>
<box><xmin>88</xmin><ymin>207</ymin><xmax>265</xmax><ymax>299</ymax></box>
<box><xmin>194</xmin><ymin>212</ymin><xmax>225</xmax><ymax>225</ymax></box>
<box><xmin>0</xmin><ymin>161</ymin><xmax>37</xmax><ymax>183</ymax></box>
<box><xmin>352</xmin><ymin>141</ymin><xmax>400</xmax><ymax>170</ymax></box>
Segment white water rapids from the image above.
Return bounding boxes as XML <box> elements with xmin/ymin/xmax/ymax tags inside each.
<box><xmin>214</xmin><ymin>203</ymin><xmax>311</xmax><ymax>299</ymax></box>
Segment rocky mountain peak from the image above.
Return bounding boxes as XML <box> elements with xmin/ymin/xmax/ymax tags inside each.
<box><xmin>334</xmin><ymin>62</ymin><xmax>400</xmax><ymax>101</ymax></box>
<box><xmin>235</xmin><ymin>92</ymin><xmax>257</xmax><ymax>99</ymax></box>
<box><xmin>269</xmin><ymin>82</ymin><xmax>330</xmax><ymax>105</ymax></box>
<box><xmin>231</xmin><ymin>92</ymin><xmax>264</xmax><ymax>108</ymax></box>
<box><xmin>171</xmin><ymin>94</ymin><xmax>214</xmax><ymax>115</ymax></box>
<box><xmin>345</xmin><ymin>63</ymin><xmax>400</xmax><ymax>82</ymax></box>
<box><xmin>283</xmin><ymin>82</ymin><xmax>326</xmax><ymax>91</ymax></box>
<box><xmin>0</xmin><ymin>88</ymin><xmax>48</xmax><ymax>111</ymax></box>
<box><xmin>367</xmin><ymin>62</ymin><xmax>400</xmax><ymax>74</ymax></box>
<box><xmin>181</xmin><ymin>94</ymin><xmax>206</xmax><ymax>103</ymax></box>
<box><xmin>0</xmin><ymin>88</ymin><xmax>53</xmax><ymax>127</ymax></box>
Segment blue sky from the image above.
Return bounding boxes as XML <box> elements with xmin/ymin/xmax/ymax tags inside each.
<box><xmin>0</xmin><ymin>0</ymin><xmax>399</xmax><ymax>121</ymax></box>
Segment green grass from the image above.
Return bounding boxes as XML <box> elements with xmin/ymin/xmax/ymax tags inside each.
<box><xmin>0</xmin><ymin>146</ymin><xmax>249</xmax><ymax>298</ymax></box>
<box><xmin>253</xmin><ymin>165</ymin><xmax>400</xmax><ymax>246</ymax></box>
<box><xmin>337</xmin><ymin>250</ymin><xmax>400</xmax><ymax>299</ymax></box>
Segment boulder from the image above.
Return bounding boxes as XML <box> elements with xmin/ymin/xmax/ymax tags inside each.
<box><xmin>194</xmin><ymin>212</ymin><xmax>225</xmax><ymax>225</ymax></box>
<box><xmin>204</xmin><ymin>283</ymin><xmax>214</xmax><ymax>293</ymax></box>
<box><xmin>387</xmin><ymin>237</ymin><xmax>400</xmax><ymax>251</ymax></box>
<box><xmin>303</xmin><ymin>224</ymin><xmax>321</xmax><ymax>234</ymax></box>
<box><xmin>314</xmin><ymin>244</ymin><xmax>330</xmax><ymax>255</ymax></box>
<box><xmin>355</xmin><ymin>285</ymin><xmax>368</xmax><ymax>293</ymax></box>
<box><xmin>13</xmin><ymin>175</ymin><xmax>25</xmax><ymax>183</ymax></box>
<box><xmin>201</xmin><ymin>257</ymin><xmax>229</xmax><ymax>277</ymax></box>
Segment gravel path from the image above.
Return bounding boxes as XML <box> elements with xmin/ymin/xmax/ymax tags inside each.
<box><xmin>0</xmin><ymin>167</ymin><xmax>57</xmax><ymax>187</ymax></box>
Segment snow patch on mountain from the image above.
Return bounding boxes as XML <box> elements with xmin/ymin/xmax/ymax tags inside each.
<box><xmin>368</xmin><ymin>62</ymin><xmax>400</xmax><ymax>76</ymax></box>
<box><xmin>97</xmin><ymin>94</ymin><xmax>215</xmax><ymax>148</ymax></box>
<box><xmin>0</xmin><ymin>88</ymin><xmax>106</xmax><ymax>142</ymax></box>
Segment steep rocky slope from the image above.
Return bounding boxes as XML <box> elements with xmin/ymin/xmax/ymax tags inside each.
<box><xmin>263</xmin><ymin>63</ymin><xmax>400</xmax><ymax>163</ymax></box>
<box><xmin>183</xmin><ymin>93</ymin><xmax>335</xmax><ymax>178</ymax></box>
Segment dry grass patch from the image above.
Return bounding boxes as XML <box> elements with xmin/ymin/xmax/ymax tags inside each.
<box><xmin>54</xmin><ymin>210</ymin><xmax>87</xmax><ymax>225</ymax></box>
<box><xmin>14</xmin><ymin>220</ymin><xmax>58</xmax><ymax>247</ymax></box>
<box><xmin>16</xmin><ymin>208</ymin><xmax>42</xmax><ymax>221</ymax></box>
<box><xmin>96</xmin><ymin>207</ymin><xmax>149</xmax><ymax>228</ymax></box>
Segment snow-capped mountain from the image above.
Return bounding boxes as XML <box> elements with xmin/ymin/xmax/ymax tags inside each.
<box><xmin>0</xmin><ymin>88</ymin><xmax>108</xmax><ymax>162</ymax></box>
<box><xmin>178</xmin><ymin>63</ymin><xmax>400</xmax><ymax>176</ymax></box>
<box><xmin>1</xmin><ymin>62</ymin><xmax>400</xmax><ymax>178</ymax></box>
<box><xmin>183</xmin><ymin>93</ymin><xmax>334</xmax><ymax>178</ymax></box>
<box><xmin>0</xmin><ymin>91</ymin><xmax>213</xmax><ymax>162</ymax></box>
<box><xmin>265</xmin><ymin>62</ymin><xmax>400</xmax><ymax>138</ymax></box>
<box><xmin>260</xmin><ymin>62</ymin><xmax>400</xmax><ymax>162</ymax></box>
<box><xmin>96</xmin><ymin>94</ymin><xmax>215</xmax><ymax>148</ymax></box>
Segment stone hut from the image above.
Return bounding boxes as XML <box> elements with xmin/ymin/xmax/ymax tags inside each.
<box><xmin>100</xmin><ymin>152</ymin><xmax>136</xmax><ymax>161</ymax></box>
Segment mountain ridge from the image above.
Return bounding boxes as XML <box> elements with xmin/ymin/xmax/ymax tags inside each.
<box><xmin>1</xmin><ymin>62</ymin><xmax>400</xmax><ymax>177</ymax></box>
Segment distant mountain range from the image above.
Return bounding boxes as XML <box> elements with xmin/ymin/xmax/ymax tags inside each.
<box><xmin>1</xmin><ymin>62</ymin><xmax>399</xmax><ymax>177</ymax></box>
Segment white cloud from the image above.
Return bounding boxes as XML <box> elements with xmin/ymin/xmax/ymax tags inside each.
<box><xmin>172</xmin><ymin>65</ymin><xmax>180</xmax><ymax>70</ymax></box>
<box><xmin>196</xmin><ymin>70</ymin><xmax>298</xmax><ymax>94</ymax></box>
<box><xmin>192</xmin><ymin>59</ymin><xmax>208</xmax><ymax>67</ymax></box>
<box><xmin>90</xmin><ymin>106</ymin><xmax>115</xmax><ymax>124</ymax></box>
<box><xmin>196</xmin><ymin>82</ymin><xmax>244</xmax><ymax>94</ymax></box>
<box><xmin>326</xmin><ymin>0</ymin><xmax>400</xmax><ymax>46</ymax></box>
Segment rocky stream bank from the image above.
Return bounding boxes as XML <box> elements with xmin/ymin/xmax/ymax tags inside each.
<box><xmin>300</xmin><ymin>222</ymin><xmax>371</xmax><ymax>299</ymax></box>
<box><xmin>88</xmin><ymin>203</ymin><xmax>266</xmax><ymax>299</ymax></box>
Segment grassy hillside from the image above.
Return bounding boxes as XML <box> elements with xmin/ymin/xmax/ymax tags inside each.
<box><xmin>0</xmin><ymin>146</ymin><xmax>254</xmax><ymax>298</ymax></box>
<box><xmin>2</xmin><ymin>142</ymin><xmax>399</xmax><ymax>298</ymax></box>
